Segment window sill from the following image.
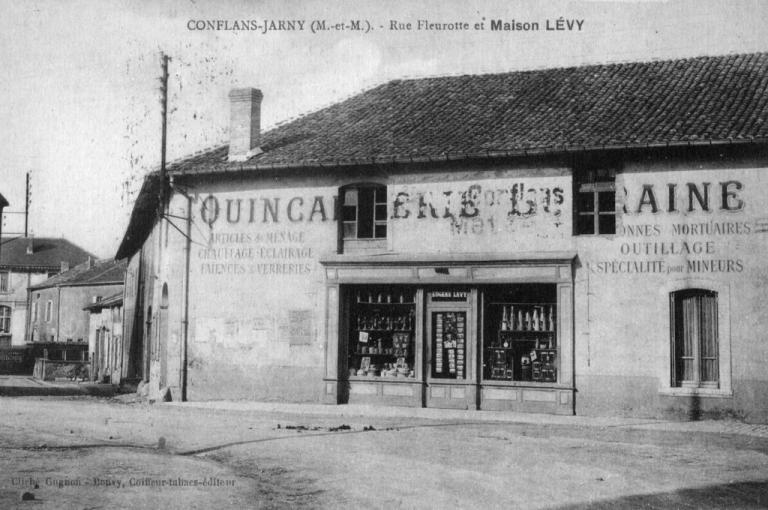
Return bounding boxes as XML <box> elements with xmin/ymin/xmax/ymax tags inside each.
<box><xmin>659</xmin><ymin>387</ymin><xmax>732</xmax><ymax>398</ymax></box>
<box><xmin>342</xmin><ymin>238</ymin><xmax>387</xmax><ymax>254</ymax></box>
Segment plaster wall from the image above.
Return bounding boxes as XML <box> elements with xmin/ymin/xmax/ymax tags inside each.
<box><xmin>57</xmin><ymin>285</ymin><xmax>122</xmax><ymax>344</ymax></box>
<box><xmin>574</xmin><ymin>157</ymin><xmax>768</xmax><ymax>422</ymax></box>
<box><xmin>1</xmin><ymin>271</ymin><xmax>49</xmax><ymax>346</ymax></box>
<box><xmin>154</xmin><ymin>156</ymin><xmax>768</xmax><ymax>420</ymax></box>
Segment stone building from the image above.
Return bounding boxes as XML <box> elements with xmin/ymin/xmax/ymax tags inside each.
<box><xmin>84</xmin><ymin>292</ymin><xmax>124</xmax><ymax>384</ymax></box>
<box><xmin>0</xmin><ymin>237</ymin><xmax>93</xmax><ymax>349</ymax></box>
<box><xmin>27</xmin><ymin>258</ymin><xmax>125</xmax><ymax>365</ymax></box>
<box><xmin>117</xmin><ymin>52</ymin><xmax>768</xmax><ymax>422</ymax></box>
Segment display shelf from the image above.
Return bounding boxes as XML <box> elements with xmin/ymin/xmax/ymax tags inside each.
<box><xmin>355</xmin><ymin>302</ymin><xmax>415</xmax><ymax>306</ymax></box>
<box><xmin>488</xmin><ymin>302</ymin><xmax>557</xmax><ymax>306</ymax></box>
<box><xmin>348</xmin><ymin>286</ymin><xmax>416</xmax><ymax>380</ymax></box>
<box><xmin>484</xmin><ymin>300</ymin><xmax>557</xmax><ymax>383</ymax></box>
<box><xmin>355</xmin><ymin>329</ymin><xmax>414</xmax><ymax>332</ymax></box>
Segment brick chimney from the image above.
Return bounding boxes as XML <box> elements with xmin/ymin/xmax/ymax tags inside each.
<box><xmin>227</xmin><ymin>88</ymin><xmax>264</xmax><ymax>162</ymax></box>
<box><xmin>26</xmin><ymin>237</ymin><xmax>34</xmax><ymax>255</ymax></box>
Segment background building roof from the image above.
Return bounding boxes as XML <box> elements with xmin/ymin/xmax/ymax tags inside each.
<box><xmin>0</xmin><ymin>237</ymin><xmax>95</xmax><ymax>272</ymax></box>
<box><xmin>30</xmin><ymin>258</ymin><xmax>126</xmax><ymax>290</ymax></box>
<box><xmin>169</xmin><ymin>52</ymin><xmax>768</xmax><ymax>175</ymax></box>
<box><xmin>83</xmin><ymin>292</ymin><xmax>123</xmax><ymax>312</ymax></box>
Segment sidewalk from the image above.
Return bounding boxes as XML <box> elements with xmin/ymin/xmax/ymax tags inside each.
<box><xmin>0</xmin><ymin>375</ymin><xmax>116</xmax><ymax>397</ymax></box>
<box><xmin>166</xmin><ymin>399</ymin><xmax>768</xmax><ymax>439</ymax></box>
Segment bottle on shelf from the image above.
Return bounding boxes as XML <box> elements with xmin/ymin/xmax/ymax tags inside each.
<box><xmin>509</xmin><ymin>306</ymin><xmax>514</xmax><ymax>331</ymax></box>
<box><xmin>532</xmin><ymin>308</ymin><xmax>540</xmax><ymax>331</ymax></box>
<box><xmin>501</xmin><ymin>306</ymin><xmax>509</xmax><ymax>331</ymax></box>
<box><xmin>548</xmin><ymin>306</ymin><xmax>554</xmax><ymax>332</ymax></box>
<box><xmin>517</xmin><ymin>310</ymin><xmax>523</xmax><ymax>331</ymax></box>
<box><xmin>524</xmin><ymin>311</ymin><xmax>531</xmax><ymax>331</ymax></box>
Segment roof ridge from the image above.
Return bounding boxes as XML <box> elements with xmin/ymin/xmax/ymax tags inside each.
<box><xmin>391</xmin><ymin>50</ymin><xmax>768</xmax><ymax>83</ymax></box>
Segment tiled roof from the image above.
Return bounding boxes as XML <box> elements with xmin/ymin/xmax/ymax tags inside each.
<box><xmin>169</xmin><ymin>52</ymin><xmax>768</xmax><ymax>175</ymax></box>
<box><xmin>83</xmin><ymin>291</ymin><xmax>123</xmax><ymax>311</ymax></box>
<box><xmin>114</xmin><ymin>173</ymin><xmax>163</xmax><ymax>261</ymax></box>
<box><xmin>0</xmin><ymin>237</ymin><xmax>95</xmax><ymax>272</ymax></box>
<box><xmin>30</xmin><ymin>258</ymin><xmax>126</xmax><ymax>290</ymax></box>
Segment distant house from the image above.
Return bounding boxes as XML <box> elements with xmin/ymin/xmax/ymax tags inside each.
<box><xmin>27</xmin><ymin>258</ymin><xmax>126</xmax><ymax>365</ymax></box>
<box><xmin>84</xmin><ymin>292</ymin><xmax>123</xmax><ymax>383</ymax></box>
<box><xmin>0</xmin><ymin>236</ymin><xmax>94</xmax><ymax>349</ymax></box>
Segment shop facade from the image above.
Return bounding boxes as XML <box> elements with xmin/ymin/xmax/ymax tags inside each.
<box><xmin>117</xmin><ymin>52</ymin><xmax>768</xmax><ymax>422</ymax></box>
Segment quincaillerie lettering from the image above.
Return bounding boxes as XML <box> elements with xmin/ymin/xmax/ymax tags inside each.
<box><xmin>200</xmin><ymin>194</ymin><xmax>336</xmax><ymax>226</ymax></box>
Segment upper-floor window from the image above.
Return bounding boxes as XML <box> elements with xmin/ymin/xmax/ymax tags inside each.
<box><xmin>341</xmin><ymin>185</ymin><xmax>387</xmax><ymax>240</ymax></box>
<box><xmin>0</xmin><ymin>271</ymin><xmax>9</xmax><ymax>293</ymax></box>
<box><xmin>670</xmin><ymin>289</ymin><xmax>718</xmax><ymax>388</ymax></box>
<box><xmin>0</xmin><ymin>306</ymin><xmax>11</xmax><ymax>333</ymax></box>
<box><xmin>32</xmin><ymin>295</ymin><xmax>39</xmax><ymax>322</ymax></box>
<box><xmin>574</xmin><ymin>168</ymin><xmax>616</xmax><ymax>235</ymax></box>
<box><xmin>45</xmin><ymin>300</ymin><xmax>53</xmax><ymax>322</ymax></box>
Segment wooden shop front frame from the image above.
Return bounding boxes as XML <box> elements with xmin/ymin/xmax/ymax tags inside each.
<box><xmin>320</xmin><ymin>252</ymin><xmax>576</xmax><ymax>414</ymax></box>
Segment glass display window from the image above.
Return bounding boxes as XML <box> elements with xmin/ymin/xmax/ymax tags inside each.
<box><xmin>430</xmin><ymin>310</ymin><xmax>467</xmax><ymax>380</ymax></box>
<box><xmin>482</xmin><ymin>285</ymin><xmax>558</xmax><ymax>383</ymax></box>
<box><xmin>346</xmin><ymin>285</ymin><xmax>416</xmax><ymax>379</ymax></box>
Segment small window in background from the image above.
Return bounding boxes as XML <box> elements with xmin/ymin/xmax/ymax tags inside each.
<box><xmin>0</xmin><ymin>306</ymin><xmax>11</xmax><ymax>333</ymax></box>
<box><xmin>574</xmin><ymin>168</ymin><xmax>616</xmax><ymax>235</ymax></box>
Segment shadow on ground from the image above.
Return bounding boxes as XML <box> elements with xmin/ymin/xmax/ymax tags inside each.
<box><xmin>551</xmin><ymin>479</ymin><xmax>768</xmax><ymax>509</ymax></box>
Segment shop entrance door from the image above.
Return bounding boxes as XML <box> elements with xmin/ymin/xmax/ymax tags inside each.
<box><xmin>424</xmin><ymin>290</ymin><xmax>476</xmax><ymax>409</ymax></box>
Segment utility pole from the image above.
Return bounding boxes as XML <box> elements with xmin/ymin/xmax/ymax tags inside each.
<box><xmin>158</xmin><ymin>52</ymin><xmax>170</xmax><ymax>216</ymax></box>
<box><xmin>2</xmin><ymin>171</ymin><xmax>31</xmax><ymax>238</ymax></box>
<box><xmin>24</xmin><ymin>172</ymin><xmax>29</xmax><ymax>237</ymax></box>
<box><xmin>0</xmin><ymin>194</ymin><xmax>8</xmax><ymax>263</ymax></box>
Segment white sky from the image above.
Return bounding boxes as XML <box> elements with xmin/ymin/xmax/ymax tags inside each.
<box><xmin>0</xmin><ymin>0</ymin><xmax>766</xmax><ymax>257</ymax></box>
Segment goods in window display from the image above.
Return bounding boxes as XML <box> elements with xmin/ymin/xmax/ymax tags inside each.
<box><xmin>348</xmin><ymin>287</ymin><xmax>416</xmax><ymax>379</ymax></box>
<box><xmin>484</xmin><ymin>295</ymin><xmax>558</xmax><ymax>383</ymax></box>
<box><xmin>520</xmin><ymin>355</ymin><xmax>531</xmax><ymax>380</ymax></box>
<box><xmin>431</xmin><ymin>311</ymin><xmax>466</xmax><ymax>379</ymax></box>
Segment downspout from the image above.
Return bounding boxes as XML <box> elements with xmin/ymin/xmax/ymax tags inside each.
<box><xmin>182</xmin><ymin>193</ymin><xmax>191</xmax><ymax>401</ymax></box>
<box><xmin>56</xmin><ymin>286</ymin><xmax>61</xmax><ymax>346</ymax></box>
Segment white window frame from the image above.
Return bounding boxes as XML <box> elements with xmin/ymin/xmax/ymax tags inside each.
<box><xmin>657</xmin><ymin>278</ymin><xmax>732</xmax><ymax>397</ymax></box>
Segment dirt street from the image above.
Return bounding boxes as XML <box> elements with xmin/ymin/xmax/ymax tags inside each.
<box><xmin>0</xmin><ymin>396</ymin><xmax>767</xmax><ymax>509</ymax></box>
